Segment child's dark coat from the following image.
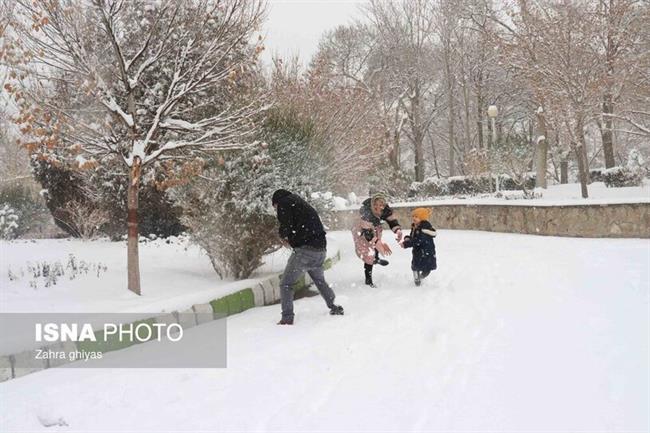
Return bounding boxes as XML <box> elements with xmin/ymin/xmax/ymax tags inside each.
<box><xmin>402</xmin><ymin>220</ymin><xmax>437</xmax><ymax>272</ymax></box>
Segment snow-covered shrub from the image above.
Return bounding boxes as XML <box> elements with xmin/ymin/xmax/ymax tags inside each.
<box><xmin>603</xmin><ymin>166</ymin><xmax>644</xmax><ymax>187</ymax></box>
<box><xmin>498</xmin><ymin>172</ymin><xmax>536</xmax><ymax>192</ymax></box>
<box><xmin>0</xmin><ymin>204</ymin><xmax>19</xmax><ymax>239</ymax></box>
<box><xmin>626</xmin><ymin>149</ymin><xmax>648</xmax><ymax>179</ymax></box>
<box><xmin>589</xmin><ymin>168</ymin><xmax>605</xmax><ymax>183</ymax></box>
<box><xmin>175</xmin><ymin>110</ymin><xmax>335</xmax><ymax>279</ymax></box>
<box><xmin>309</xmin><ymin>191</ymin><xmax>342</xmax><ymax>227</ymax></box>
<box><xmin>407</xmin><ymin>173</ymin><xmax>536</xmax><ymax>199</ymax></box>
<box><xmin>408</xmin><ymin>177</ymin><xmax>449</xmax><ymax>198</ymax></box>
<box><xmin>447</xmin><ymin>176</ymin><xmax>478</xmax><ymax>195</ymax></box>
<box><xmin>490</xmin><ymin>136</ymin><xmax>536</xmax><ymax>195</ymax></box>
<box><xmin>30</xmin><ymin>160</ymin><xmax>86</xmax><ymax>236</ymax></box>
<box><xmin>60</xmin><ymin>200</ymin><xmax>109</xmax><ymax>239</ymax></box>
<box><xmin>603</xmin><ymin>151</ymin><xmax>646</xmax><ymax>187</ymax></box>
<box><xmin>0</xmin><ymin>182</ymin><xmax>50</xmax><ymax>238</ymax></box>
<box><xmin>174</xmin><ymin>146</ymin><xmax>278</xmax><ymax>279</ymax></box>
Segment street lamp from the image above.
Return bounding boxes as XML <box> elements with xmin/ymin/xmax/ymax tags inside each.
<box><xmin>487</xmin><ymin>105</ymin><xmax>499</xmax><ymax>193</ymax></box>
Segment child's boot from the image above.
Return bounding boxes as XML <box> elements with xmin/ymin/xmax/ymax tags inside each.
<box><xmin>373</xmin><ymin>250</ymin><xmax>389</xmax><ymax>266</ymax></box>
<box><xmin>413</xmin><ymin>270</ymin><xmax>421</xmax><ymax>286</ymax></box>
<box><xmin>364</xmin><ymin>263</ymin><xmax>376</xmax><ymax>287</ymax></box>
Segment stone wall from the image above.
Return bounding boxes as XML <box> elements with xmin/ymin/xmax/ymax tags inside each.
<box><xmin>333</xmin><ymin>203</ymin><xmax>649</xmax><ymax>238</ymax></box>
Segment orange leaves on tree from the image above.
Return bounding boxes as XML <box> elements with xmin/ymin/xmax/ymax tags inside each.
<box><xmin>154</xmin><ymin>159</ymin><xmax>205</xmax><ymax>191</ymax></box>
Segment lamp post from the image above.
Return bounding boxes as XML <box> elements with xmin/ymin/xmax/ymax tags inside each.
<box><xmin>487</xmin><ymin>105</ymin><xmax>499</xmax><ymax>193</ymax></box>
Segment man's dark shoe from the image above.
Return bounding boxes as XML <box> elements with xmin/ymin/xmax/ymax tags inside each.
<box><xmin>374</xmin><ymin>258</ymin><xmax>389</xmax><ymax>266</ymax></box>
<box><xmin>329</xmin><ymin>305</ymin><xmax>344</xmax><ymax>315</ymax></box>
<box><xmin>277</xmin><ymin>317</ymin><xmax>294</xmax><ymax>325</ymax></box>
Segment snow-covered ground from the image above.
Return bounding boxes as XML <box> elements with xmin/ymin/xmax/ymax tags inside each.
<box><xmin>0</xmin><ymin>236</ymin><xmax>317</xmax><ymax>314</ymax></box>
<box><xmin>1</xmin><ymin>230</ymin><xmax>648</xmax><ymax>432</ymax></box>
<box><xmin>352</xmin><ymin>181</ymin><xmax>650</xmax><ymax>209</ymax></box>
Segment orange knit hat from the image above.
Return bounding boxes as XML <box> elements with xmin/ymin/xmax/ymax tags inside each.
<box><xmin>412</xmin><ymin>207</ymin><xmax>431</xmax><ymax>220</ymax></box>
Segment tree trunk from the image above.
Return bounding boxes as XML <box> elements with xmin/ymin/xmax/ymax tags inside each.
<box><xmin>127</xmin><ymin>157</ymin><xmax>142</xmax><ymax>295</ymax></box>
<box><xmin>476</xmin><ymin>77</ymin><xmax>484</xmax><ymax>149</ymax></box>
<box><xmin>445</xmin><ymin>40</ymin><xmax>456</xmax><ymax>176</ymax></box>
<box><xmin>535</xmin><ymin>112</ymin><xmax>548</xmax><ymax>189</ymax></box>
<box><xmin>581</xmin><ymin>129</ymin><xmax>590</xmax><ymax>183</ymax></box>
<box><xmin>392</xmin><ymin>110</ymin><xmax>401</xmax><ymax>170</ymax></box>
<box><xmin>574</xmin><ymin>119</ymin><xmax>589</xmax><ymax>198</ymax></box>
<box><xmin>486</xmin><ymin>115</ymin><xmax>493</xmax><ymax>149</ymax></box>
<box><xmin>448</xmin><ymin>128</ymin><xmax>456</xmax><ymax>176</ymax></box>
<box><xmin>560</xmin><ymin>160</ymin><xmax>569</xmax><ymax>184</ymax></box>
<box><xmin>414</xmin><ymin>132</ymin><xmax>425</xmax><ymax>181</ymax></box>
<box><xmin>463</xmin><ymin>82</ymin><xmax>471</xmax><ymax>149</ymax></box>
<box><xmin>428</xmin><ymin>130</ymin><xmax>441</xmax><ymax>178</ymax></box>
<box><xmin>601</xmin><ymin>1</ymin><xmax>616</xmax><ymax>169</ymax></box>
<box><xmin>601</xmin><ymin>93</ymin><xmax>616</xmax><ymax>168</ymax></box>
<box><xmin>476</xmin><ymin>108</ymin><xmax>484</xmax><ymax>149</ymax></box>
<box><xmin>412</xmin><ymin>88</ymin><xmax>425</xmax><ymax>182</ymax></box>
<box><xmin>384</xmin><ymin>124</ymin><xmax>400</xmax><ymax>171</ymax></box>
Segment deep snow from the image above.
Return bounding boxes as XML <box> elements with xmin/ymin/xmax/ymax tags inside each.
<box><xmin>0</xmin><ymin>235</ymin><xmax>332</xmax><ymax>314</ymax></box>
<box><xmin>0</xmin><ymin>230</ymin><xmax>648</xmax><ymax>432</ymax></box>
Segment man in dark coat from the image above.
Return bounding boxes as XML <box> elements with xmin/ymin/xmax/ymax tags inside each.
<box><xmin>272</xmin><ymin>189</ymin><xmax>344</xmax><ymax>325</ymax></box>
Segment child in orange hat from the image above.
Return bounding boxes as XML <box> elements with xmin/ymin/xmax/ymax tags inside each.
<box><xmin>400</xmin><ymin>208</ymin><xmax>437</xmax><ymax>286</ymax></box>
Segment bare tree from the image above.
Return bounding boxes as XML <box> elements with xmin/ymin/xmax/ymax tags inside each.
<box><xmin>271</xmin><ymin>55</ymin><xmax>385</xmax><ymax>193</ymax></box>
<box><xmin>6</xmin><ymin>0</ymin><xmax>267</xmax><ymax>294</ymax></box>
<box><xmin>604</xmin><ymin>0</ymin><xmax>650</xmax><ymax>150</ymax></box>
<box><xmin>313</xmin><ymin>23</ymin><xmax>406</xmax><ymax>173</ymax></box>
<box><xmin>487</xmin><ymin>0</ymin><xmax>609</xmax><ymax>198</ymax></box>
<box><xmin>593</xmin><ymin>0</ymin><xmax>648</xmax><ymax>167</ymax></box>
<box><xmin>365</xmin><ymin>0</ymin><xmax>442</xmax><ymax>182</ymax></box>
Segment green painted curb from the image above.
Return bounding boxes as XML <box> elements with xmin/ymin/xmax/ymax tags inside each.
<box><xmin>131</xmin><ymin>317</ymin><xmax>157</xmax><ymax>344</ymax></box>
<box><xmin>226</xmin><ymin>292</ymin><xmax>243</xmax><ymax>314</ymax></box>
<box><xmin>239</xmin><ymin>288</ymin><xmax>255</xmax><ymax>311</ymax></box>
<box><xmin>210</xmin><ymin>297</ymin><xmax>229</xmax><ymax>316</ymax></box>
<box><xmin>76</xmin><ymin>326</ymin><xmax>134</xmax><ymax>353</ymax></box>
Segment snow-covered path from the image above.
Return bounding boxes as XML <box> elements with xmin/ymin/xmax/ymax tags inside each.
<box><xmin>1</xmin><ymin>230</ymin><xmax>648</xmax><ymax>432</ymax></box>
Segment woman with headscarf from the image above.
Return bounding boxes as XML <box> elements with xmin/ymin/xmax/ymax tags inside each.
<box><xmin>351</xmin><ymin>192</ymin><xmax>402</xmax><ymax>287</ymax></box>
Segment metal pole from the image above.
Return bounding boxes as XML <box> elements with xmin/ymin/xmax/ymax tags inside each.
<box><xmin>491</xmin><ymin>117</ymin><xmax>496</xmax><ymax>146</ymax></box>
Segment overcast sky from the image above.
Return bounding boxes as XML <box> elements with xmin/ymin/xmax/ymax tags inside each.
<box><xmin>260</xmin><ymin>0</ymin><xmax>368</xmax><ymax>67</ymax></box>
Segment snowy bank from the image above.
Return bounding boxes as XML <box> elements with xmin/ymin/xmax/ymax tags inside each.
<box><xmin>0</xmin><ymin>231</ymin><xmax>647</xmax><ymax>431</ymax></box>
<box><xmin>0</xmin><ymin>235</ymin><xmax>341</xmax><ymax>314</ymax></box>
